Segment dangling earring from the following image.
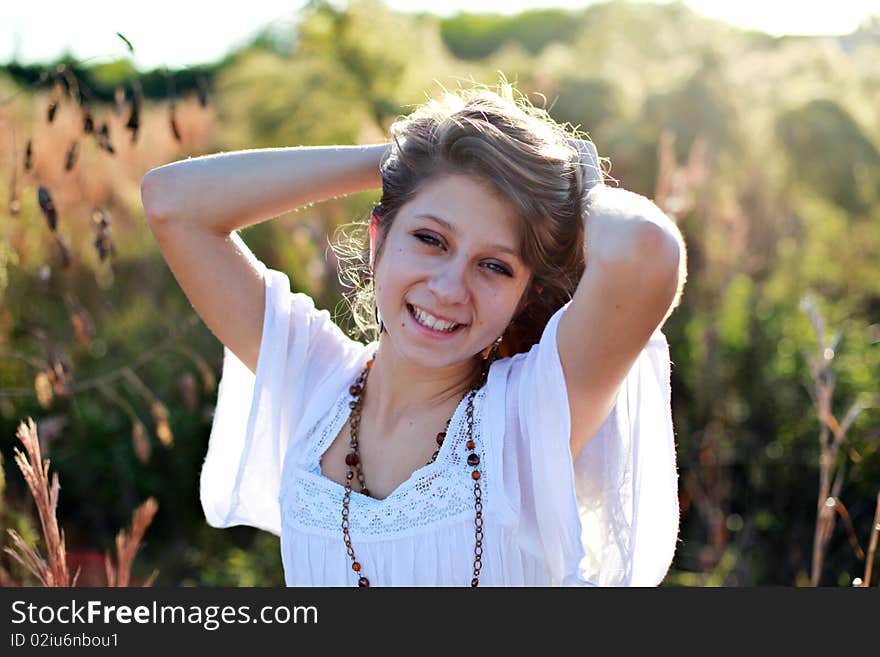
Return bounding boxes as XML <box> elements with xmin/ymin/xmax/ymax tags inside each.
<box><xmin>487</xmin><ymin>334</ymin><xmax>503</xmax><ymax>362</ymax></box>
<box><xmin>370</xmin><ymin>252</ymin><xmax>384</xmax><ymax>335</ymax></box>
<box><xmin>372</xmin><ymin>278</ymin><xmax>384</xmax><ymax>335</ymax></box>
<box><xmin>374</xmin><ymin>301</ymin><xmax>384</xmax><ymax>335</ymax></box>
<box><xmin>369</xmin><ymin>209</ymin><xmax>384</xmax><ymax>335</ymax></box>
<box><xmin>478</xmin><ymin>333</ymin><xmax>504</xmax><ymax>382</ymax></box>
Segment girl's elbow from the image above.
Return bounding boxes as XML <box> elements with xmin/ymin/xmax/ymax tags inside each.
<box><xmin>141</xmin><ymin>168</ymin><xmax>177</xmax><ymax>225</ymax></box>
<box><xmin>624</xmin><ymin>220</ymin><xmax>681</xmax><ymax>272</ymax></box>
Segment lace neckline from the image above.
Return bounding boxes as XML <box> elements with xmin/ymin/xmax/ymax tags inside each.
<box><xmin>281</xmin><ymin>353</ymin><xmax>506</xmax><ymax>541</ymax></box>
<box><xmin>307</xmin><ymin>374</ymin><xmax>475</xmax><ymax>504</ymax></box>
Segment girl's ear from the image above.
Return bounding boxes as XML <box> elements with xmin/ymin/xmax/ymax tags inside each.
<box><xmin>369</xmin><ymin>212</ymin><xmax>380</xmax><ymax>269</ymax></box>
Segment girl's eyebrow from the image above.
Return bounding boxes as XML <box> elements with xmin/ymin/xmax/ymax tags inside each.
<box><xmin>414</xmin><ymin>213</ymin><xmax>521</xmax><ymax>259</ymax></box>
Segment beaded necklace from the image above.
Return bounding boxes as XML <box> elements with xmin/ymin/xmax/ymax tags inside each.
<box><xmin>341</xmin><ymin>343</ymin><xmax>499</xmax><ymax>587</ymax></box>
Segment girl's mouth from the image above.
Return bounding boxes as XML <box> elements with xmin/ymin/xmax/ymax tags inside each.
<box><xmin>406</xmin><ymin>304</ymin><xmax>467</xmax><ymax>338</ymax></box>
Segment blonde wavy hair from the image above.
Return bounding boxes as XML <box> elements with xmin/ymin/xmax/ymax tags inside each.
<box><xmin>332</xmin><ymin>79</ymin><xmax>601</xmax><ymax>358</ymax></box>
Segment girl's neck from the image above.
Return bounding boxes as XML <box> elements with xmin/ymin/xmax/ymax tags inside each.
<box><xmin>364</xmin><ymin>337</ymin><xmax>480</xmax><ymax>430</ymax></box>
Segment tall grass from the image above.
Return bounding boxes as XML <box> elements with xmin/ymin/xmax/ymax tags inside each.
<box><xmin>801</xmin><ymin>297</ymin><xmax>880</xmax><ymax>586</ymax></box>
<box><xmin>4</xmin><ymin>418</ymin><xmax>158</xmax><ymax>586</ymax></box>
<box><xmin>1</xmin><ymin>60</ymin><xmax>216</xmax><ymax>584</ymax></box>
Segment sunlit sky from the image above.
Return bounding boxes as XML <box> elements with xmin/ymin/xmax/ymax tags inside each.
<box><xmin>2</xmin><ymin>1</ymin><xmax>878</xmax><ymax>71</ymax></box>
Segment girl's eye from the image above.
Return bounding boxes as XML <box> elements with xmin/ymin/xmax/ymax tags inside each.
<box><xmin>484</xmin><ymin>262</ymin><xmax>513</xmax><ymax>277</ymax></box>
<box><xmin>415</xmin><ymin>233</ymin><xmax>443</xmax><ymax>248</ymax></box>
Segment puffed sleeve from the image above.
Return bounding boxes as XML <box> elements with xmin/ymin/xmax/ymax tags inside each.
<box><xmin>199</xmin><ymin>264</ymin><xmax>364</xmax><ymax>536</ymax></box>
<box><xmin>510</xmin><ymin>301</ymin><xmax>680</xmax><ymax>586</ymax></box>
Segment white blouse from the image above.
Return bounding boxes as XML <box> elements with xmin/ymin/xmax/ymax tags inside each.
<box><xmin>200</xmin><ymin>261</ymin><xmax>680</xmax><ymax>586</ymax></box>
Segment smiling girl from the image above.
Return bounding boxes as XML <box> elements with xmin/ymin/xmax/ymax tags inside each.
<box><xmin>141</xmin><ymin>80</ymin><xmax>686</xmax><ymax>586</ymax></box>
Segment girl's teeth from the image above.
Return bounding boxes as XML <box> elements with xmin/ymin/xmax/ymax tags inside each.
<box><xmin>413</xmin><ymin>306</ymin><xmax>458</xmax><ymax>332</ymax></box>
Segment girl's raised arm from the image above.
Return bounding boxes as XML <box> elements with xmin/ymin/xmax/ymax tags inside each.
<box><xmin>140</xmin><ymin>144</ymin><xmax>388</xmax><ymax>374</ymax></box>
<box><xmin>558</xmin><ymin>183</ymin><xmax>686</xmax><ymax>461</ymax></box>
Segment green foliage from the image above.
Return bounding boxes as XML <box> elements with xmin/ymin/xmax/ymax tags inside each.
<box><xmin>716</xmin><ymin>274</ymin><xmax>753</xmax><ymax>352</ymax></box>
<box><xmin>185</xmin><ymin>529</ymin><xmax>285</xmax><ymax>587</ymax></box>
<box><xmin>642</xmin><ymin>57</ymin><xmax>746</xmax><ymax>164</ymax></box>
<box><xmin>440</xmin><ymin>9</ymin><xmax>580</xmax><ymax>60</ymax></box>
<box><xmin>547</xmin><ymin>76</ymin><xmax>624</xmax><ymax>137</ymax></box>
<box><xmin>90</xmin><ymin>59</ymin><xmax>139</xmax><ymax>89</ymax></box>
<box><xmin>1</xmin><ymin>59</ymin><xmax>219</xmax><ymax>104</ymax></box>
<box><xmin>776</xmin><ymin>99</ymin><xmax>880</xmax><ymax>215</ymax></box>
<box><xmin>0</xmin><ymin>450</ymin><xmax>43</xmax><ymax>584</ymax></box>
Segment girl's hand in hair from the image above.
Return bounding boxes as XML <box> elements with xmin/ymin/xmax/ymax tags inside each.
<box><xmin>567</xmin><ymin>138</ymin><xmax>604</xmax><ymax>191</ymax></box>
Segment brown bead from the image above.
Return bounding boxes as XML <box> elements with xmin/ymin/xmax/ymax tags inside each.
<box><xmin>361</xmin><ymin>488</ymin><xmax>371</xmax><ymax>497</ymax></box>
<box><xmin>358</xmin><ymin>576</ymin><xmax>370</xmax><ymax>587</ymax></box>
<box><xmin>466</xmin><ymin>439</ymin><xmax>476</xmax><ymax>450</ymax></box>
<box><xmin>436</xmin><ymin>432</ymin><xmax>445</xmax><ymax>445</ymax></box>
<box><xmin>352</xmin><ymin>561</ymin><xmax>361</xmax><ymax>572</ymax></box>
<box><xmin>471</xmin><ymin>470</ymin><xmax>481</xmax><ymax>481</ymax></box>
<box><xmin>471</xmin><ymin>578</ymin><xmax>479</xmax><ymax>587</ymax></box>
<box><xmin>350</xmin><ymin>384</ymin><xmax>361</xmax><ymax>396</ymax></box>
<box><xmin>345</xmin><ymin>452</ymin><xmax>360</xmax><ymax>466</ymax></box>
<box><xmin>467</xmin><ymin>453</ymin><xmax>480</xmax><ymax>467</ymax></box>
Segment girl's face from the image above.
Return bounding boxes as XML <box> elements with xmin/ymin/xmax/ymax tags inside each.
<box><xmin>373</xmin><ymin>173</ymin><xmax>532</xmax><ymax>370</ymax></box>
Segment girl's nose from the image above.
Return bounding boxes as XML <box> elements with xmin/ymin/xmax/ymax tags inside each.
<box><xmin>426</xmin><ymin>261</ymin><xmax>469</xmax><ymax>305</ymax></box>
